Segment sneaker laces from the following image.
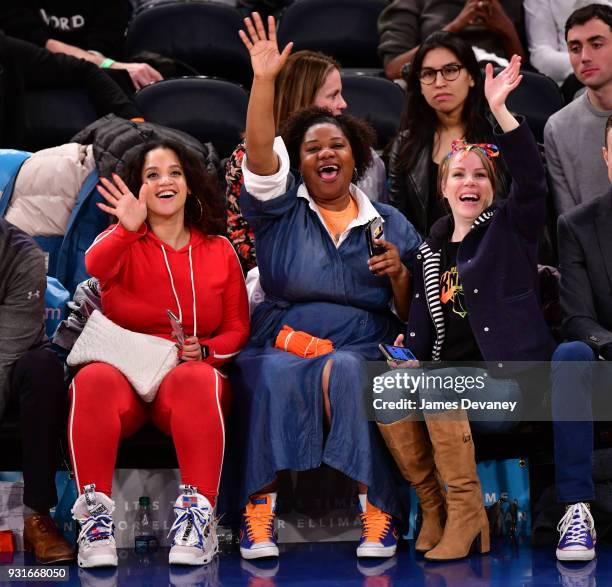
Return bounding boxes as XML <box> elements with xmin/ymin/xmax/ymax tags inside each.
<box><xmin>557</xmin><ymin>503</ymin><xmax>595</xmax><ymax>546</ymax></box>
<box><xmin>360</xmin><ymin>508</ymin><xmax>391</xmax><ymax>543</ymax></box>
<box><xmin>244</xmin><ymin>507</ymin><xmax>275</xmax><ymax>543</ymax></box>
<box><xmin>169</xmin><ymin>504</ymin><xmax>212</xmax><ymax>548</ymax></box>
<box><xmin>78</xmin><ymin>514</ymin><xmax>114</xmax><ymax>547</ymax></box>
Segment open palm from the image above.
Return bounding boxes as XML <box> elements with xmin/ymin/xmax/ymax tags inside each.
<box><xmin>484</xmin><ymin>54</ymin><xmax>522</xmax><ymax>112</ymax></box>
<box><xmin>97</xmin><ymin>174</ymin><xmax>149</xmax><ymax>232</ymax></box>
<box><xmin>239</xmin><ymin>12</ymin><xmax>292</xmax><ymax>80</ymax></box>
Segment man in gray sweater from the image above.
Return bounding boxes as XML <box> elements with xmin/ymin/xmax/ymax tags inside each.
<box><xmin>544</xmin><ymin>3</ymin><xmax>612</xmax><ymax>217</ymax></box>
<box><xmin>0</xmin><ymin>217</ymin><xmax>74</xmax><ymax>563</ymax></box>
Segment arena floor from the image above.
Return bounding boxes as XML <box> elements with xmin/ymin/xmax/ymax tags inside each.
<box><xmin>1</xmin><ymin>538</ymin><xmax>607</xmax><ymax>586</ymax></box>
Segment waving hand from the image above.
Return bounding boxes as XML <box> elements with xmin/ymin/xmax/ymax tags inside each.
<box><xmin>239</xmin><ymin>13</ymin><xmax>293</xmax><ymax>81</ymax></box>
<box><xmin>97</xmin><ymin>174</ymin><xmax>150</xmax><ymax>232</ymax></box>
<box><xmin>484</xmin><ymin>55</ymin><xmax>522</xmax><ymax>132</ymax></box>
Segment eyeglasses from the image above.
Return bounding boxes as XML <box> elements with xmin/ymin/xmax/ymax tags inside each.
<box><xmin>418</xmin><ymin>64</ymin><xmax>464</xmax><ymax>85</ymax></box>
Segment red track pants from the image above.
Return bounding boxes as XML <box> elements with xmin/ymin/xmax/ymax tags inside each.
<box><xmin>68</xmin><ymin>361</ymin><xmax>229</xmax><ymax>505</ymax></box>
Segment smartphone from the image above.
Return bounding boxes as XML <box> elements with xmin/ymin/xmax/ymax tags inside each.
<box><xmin>379</xmin><ymin>343</ymin><xmax>417</xmax><ymax>362</ymax></box>
<box><xmin>167</xmin><ymin>309</ymin><xmax>185</xmax><ymax>346</ymax></box>
<box><xmin>365</xmin><ymin>217</ymin><xmax>386</xmax><ymax>257</ymax></box>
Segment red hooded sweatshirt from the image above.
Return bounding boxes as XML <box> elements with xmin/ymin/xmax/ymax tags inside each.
<box><xmin>85</xmin><ymin>222</ymin><xmax>249</xmax><ymax>368</ymax></box>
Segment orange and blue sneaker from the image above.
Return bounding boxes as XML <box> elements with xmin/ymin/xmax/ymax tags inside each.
<box><xmin>239</xmin><ymin>493</ymin><xmax>279</xmax><ymax>560</ymax></box>
<box><xmin>356</xmin><ymin>495</ymin><xmax>398</xmax><ymax>558</ymax></box>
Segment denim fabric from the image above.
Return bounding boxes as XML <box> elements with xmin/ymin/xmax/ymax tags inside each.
<box><xmin>233</xmin><ymin>185</ymin><xmax>423</xmax><ymax>520</ymax></box>
<box><xmin>551</xmin><ymin>341</ymin><xmax>597</xmax><ymax>503</ymax></box>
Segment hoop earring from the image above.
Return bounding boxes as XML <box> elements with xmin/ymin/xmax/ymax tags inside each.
<box><xmin>191</xmin><ymin>195</ymin><xmax>203</xmax><ymax>223</ymax></box>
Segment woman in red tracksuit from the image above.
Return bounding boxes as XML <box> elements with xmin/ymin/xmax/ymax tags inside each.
<box><xmin>68</xmin><ymin>139</ymin><xmax>249</xmax><ymax>569</ymax></box>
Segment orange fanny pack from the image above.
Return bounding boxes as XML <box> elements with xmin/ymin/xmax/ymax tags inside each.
<box><xmin>274</xmin><ymin>325</ymin><xmax>334</xmax><ymax>358</ymax></box>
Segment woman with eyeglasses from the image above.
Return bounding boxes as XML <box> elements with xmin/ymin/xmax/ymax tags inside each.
<box><xmin>387</xmin><ymin>31</ymin><xmax>510</xmax><ymax>237</ymax></box>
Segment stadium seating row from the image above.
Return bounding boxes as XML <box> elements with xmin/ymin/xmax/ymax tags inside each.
<box><xmin>125</xmin><ymin>0</ymin><xmax>388</xmax><ymax>87</ymax></box>
<box><xmin>25</xmin><ymin>68</ymin><xmax>564</xmax><ymax>157</ymax></box>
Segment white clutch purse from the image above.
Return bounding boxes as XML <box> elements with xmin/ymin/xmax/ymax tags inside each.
<box><xmin>67</xmin><ymin>310</ymin><xmax>179</xmax><ymax>402</ymax></box>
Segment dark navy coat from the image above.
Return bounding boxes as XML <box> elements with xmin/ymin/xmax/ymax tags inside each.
<box><xmin>405</xmin><ymin>121</ymin><xmax>556</xmax><ymax>366</ymax></box>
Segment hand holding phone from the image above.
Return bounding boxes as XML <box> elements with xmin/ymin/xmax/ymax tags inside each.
<box><xmin>379</xmin><ymin>334</ymin><xmax>421</xmax><ymax>368</ymax></box>
<box><xmin>365</xmin><ymin>217</ymin><xmax>386</xmax><ymax>257</ymax></box>
<box><xmin>379</xmin><ymin>343</ymin><xmax>417</xmax><ymax>362</ymax></box>
<box><xmin>167</xmin><ymin>309</ymin><xmax>185</xmax><ymax>346</ymax></box>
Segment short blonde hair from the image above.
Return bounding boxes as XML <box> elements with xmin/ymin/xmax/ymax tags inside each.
<box><xmin>438</xmin><ymin>147</ymin><xmax>497</xmax><ymax>208</ymax></box>
<box><xmin>273</xmin><ymin>50</ymin><xmax>340</xmax><ymax>129</ymax></box>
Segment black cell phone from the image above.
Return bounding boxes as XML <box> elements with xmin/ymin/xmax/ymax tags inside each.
<box><xmin>365</xmin><ymin>217</ymin><xmax>386</xmax><ymax>257</ymax></box>
<box><xmin>379</xmin><ymin>343</ymin><xmax>417</xmax><ymax>362</ymax></box>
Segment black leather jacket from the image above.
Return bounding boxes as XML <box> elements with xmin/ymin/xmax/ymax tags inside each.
<box><xmin>388</xmin><ymin>116</ymin><xmax>511</xmax><ymax>237</ymax></box>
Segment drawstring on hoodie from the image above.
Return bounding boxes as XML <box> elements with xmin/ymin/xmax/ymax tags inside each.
<box><xmin>189</xmin><ymin>246</ymin><xmax>197</xmax><ymax>338</ymax></box>
<box><xmin>161</xmin><ymin>245</ymin><xmax>197</xmax><ymax>337</ymax></box>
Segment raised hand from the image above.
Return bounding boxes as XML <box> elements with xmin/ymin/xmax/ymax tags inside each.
<box><xmin>239</xmin><ymin>12</ymin><xmax>293</xmax><ymax>81</ymax></box>
<box><xmin>97</xmin><ymin>173</ymin><xmax>149</xmax><ymax>232</ymax></box>
<box><xmin>484</xmin><ymin>54</ymin><xmax>522</xmax><ymax>113</ymax></box>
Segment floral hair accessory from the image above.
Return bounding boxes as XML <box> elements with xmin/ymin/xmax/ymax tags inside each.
<box><xmin>447</xmin><ymin>139</ymin><xmax>500</xmax><ymax>161</ymax></box>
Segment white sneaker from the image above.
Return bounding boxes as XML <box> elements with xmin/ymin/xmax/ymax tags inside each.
<box><xmin>72</xmin><ymin>484</ymin><xmax>118</xmax><ymax>568</ymax></box>
<box><xmin>169</xmin><ymin>485</ymin><xmax>218</xmax><ymax>566</ymax></box>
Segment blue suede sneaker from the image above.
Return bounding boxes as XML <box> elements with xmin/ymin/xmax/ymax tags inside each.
<box><xmin>356</xmin><ymin>495</ymin><xmax>398</xmax><ymax>558</ymax></box>
<box><xmin>239</xmin><ymin>493</ymin><xmax>279</xmax><ymax>560</ymax></box>
<box><xmin>556</xmin><ymin>502</ymin><xmax>596</xmax><ymax>562</ymax></box>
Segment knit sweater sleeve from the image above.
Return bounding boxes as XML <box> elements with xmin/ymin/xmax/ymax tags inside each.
<box><xmin>377</xmin><ymin>0</ymin><xmax>423</xmax><ymax>66</ymax></box>
<box><xmin>0</xmin><ymin>242</ymin><xmax>46</xmax><ymax>418</ymax></box>
<box><xmin>199</xmin><ymin>238</ymin><xmax>250</xmax><ymax>367</ymax></box>
<box><xmin>544</xmin><ymin>117</ymin><xmax>575</xmax><ymax>217</ymax></box>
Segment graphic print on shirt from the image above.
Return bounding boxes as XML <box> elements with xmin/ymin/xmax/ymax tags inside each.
<box><xmin>440</xmin><ymin>265</ymin><xmax>467</xmax><ymax>318</ymax></box>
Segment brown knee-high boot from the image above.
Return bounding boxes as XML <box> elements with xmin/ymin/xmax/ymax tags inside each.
<box><xmin>423</xmin><ymin>409</ymin><xmax>489</xmax><ymax>561</ymax></box>
<box><xmin>378</xmin><ymin>417</ymin><xmax>446</xmax><ymax>552</ymax></box>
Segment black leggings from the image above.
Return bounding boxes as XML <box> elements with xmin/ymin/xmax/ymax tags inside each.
<box><xmin>10</xmin><ymin>347</ymin><xmax>67</xmax><ymax>511</ymax></box>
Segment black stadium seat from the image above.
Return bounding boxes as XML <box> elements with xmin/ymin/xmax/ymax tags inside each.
<box><xmin>125</xmin><ymin>1</ymin><xmax>252</xmax><ymax>86</ymax></box>
<box><xmin>495</xmin><ymin>68</ymin><xmax>565</xmax><ymax>144</ymax></box>
<box><xmin>277</xmin><ymin>0</ymin><xmax>387</xmax><ymax>69</ymax></box>
<box><xmin>135</xmin><ymin>77</ymin><xmax>248</xmax><ymax>159</ymax></box>
<box><xmin>340</xmin><ymin>73</ymin><xmax>405</xmax><ymax>150</ymax></box>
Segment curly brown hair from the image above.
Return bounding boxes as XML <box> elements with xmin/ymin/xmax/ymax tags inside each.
<box><xmin>279</xmin><ymin>106</ymin><xmax>375</xmax><ymax>182</ymax></box>
<box><xmin>122</xmin><ymin>139</ymin><xmax>226</xmax><ymax>235</ymax></box>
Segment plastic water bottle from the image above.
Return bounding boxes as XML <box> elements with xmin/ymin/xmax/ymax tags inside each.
<box><xmin>217</xmin><ymin>524</ymin><xmax>238</xmax><ymax>553</ymax></box>
<box><xmin>134</xmin><ymin>496</ymin><xmax>159</xmax><ymax>553</ymax></box>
